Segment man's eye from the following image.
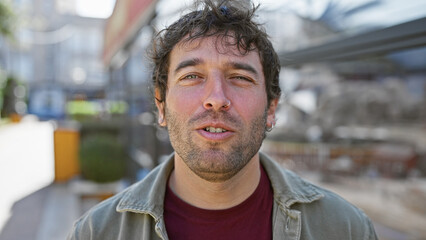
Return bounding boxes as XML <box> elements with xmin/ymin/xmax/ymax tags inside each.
<box><xmin>178</xmin><ymin>74</ymin><xmax>203</xmax><ymax>86</ymax></box>
<box><xmin>231</xmin><ymin>76</ymin><xmax>253</xmax><ymax>83</ymax></box>
<box><xmin>183</xmin><ymin>74</ymin><xmax>199</xmax><ymax>79</ymax></box>
<box><xmin>233</xmin><ymin>76</ymin><xmax>249</xmax><ymax>81</ymax></box>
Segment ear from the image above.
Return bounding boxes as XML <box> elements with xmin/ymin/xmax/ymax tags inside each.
<box><xmin>155</xmin><ymin>89</ymin><xmax>167</xmax><ymax>127</ymax></box>
<box><xmin>266</xmin><ymin>98</ymin><xmax>279</xmax><ymax>129</ymax></box>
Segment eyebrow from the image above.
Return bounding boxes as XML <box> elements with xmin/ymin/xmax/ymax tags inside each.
<box><xmin>226</xmin><ymin>61</ymin><xmax>259</xmax><ymax>77</ymax></box>
<box><xmin>174</xmin><ymin>58</ymin><xmax>203</xmax><ymax>74</ymax></box>
<box><xmin>174</xmin><ymin>58</ymin><xmax>259</xmax><ymax>77</ymax></box>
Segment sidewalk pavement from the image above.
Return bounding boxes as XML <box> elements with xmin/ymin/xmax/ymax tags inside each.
<box><xmin>0</xmin><ymin>118</ymin><xmax>98</xmax><ymax>240</ymax></box>
<box><xmin>0</xmin><ymin>118</ymin><xmax>127</xmax><ymax>240</ymax></box>
<box><xmin>0</xmin><ymin>183</ymin><xmax>85</xmax><ymax>240</ymax></box>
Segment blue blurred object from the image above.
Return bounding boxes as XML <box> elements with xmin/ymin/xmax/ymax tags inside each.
<box><xmin>28</xmin><ymin>86</ymin><xmax>66</xmax><ymax>120</ymax></box>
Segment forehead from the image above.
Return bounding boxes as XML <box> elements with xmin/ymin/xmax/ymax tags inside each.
<box><xmin>168</xmin><ymin>35</ymin><xmax>262</xmax><ymax>70</ymax></box>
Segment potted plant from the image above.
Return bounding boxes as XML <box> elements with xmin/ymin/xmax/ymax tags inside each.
<box><xmin>79</xmin><ymin>134</ymin><xmax>126</xmax><ymax>183</ymax></box>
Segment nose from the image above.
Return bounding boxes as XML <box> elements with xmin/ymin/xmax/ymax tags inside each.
<box><xmin>203</xmin><ymin>76</ymin><xmax>231</xmax><ymax>111</ymax></box>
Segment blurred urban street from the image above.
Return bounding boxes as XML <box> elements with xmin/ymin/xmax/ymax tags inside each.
<box><xmin>1</xmin><ymin>0</ymin><xmax>426</xmax><ymax>239</ymax></box>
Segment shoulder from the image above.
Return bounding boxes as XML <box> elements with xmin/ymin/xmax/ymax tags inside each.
<box><xmin>67</xmin><ymin>188</ymin><xmax>131</xmax><ymax>240</ymax></box>
<box><xmin>283</xmin><ymin>173</ymin><xmax>377</xmax><ymax>239</ymax></box>
<box><xmin>297</xmin><ymin>182</ymin><xmax>370</xmax><ymax>224</ymax></box>
<box><xmin>67</xmin><ymin>158</ymin><xmax>174</xmax><ymax>239</ymax></box>
<box><xmin>295</xmin><ymin>184</ymin><xmax>377</xmax><ymax>239</ymax></box>
<box><xmin>259</xmin><ymin>152</ymin><xmax>377</xmax><ymax>239</ymax></box>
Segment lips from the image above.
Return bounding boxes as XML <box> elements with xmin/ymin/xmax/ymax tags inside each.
<box><xmin>197</xmin><ymin>122</ymin><xmax>234</xmax><ymax>132</ymax></box>
<box><xmin>204</xmin><ymin>126</ymin><xmax>227</xmax><ymax>133</ymax></box>
<box><xmin>196</xmin><ymin>123</ymin><xmax>235</xmax><ymax>141</ymax></box>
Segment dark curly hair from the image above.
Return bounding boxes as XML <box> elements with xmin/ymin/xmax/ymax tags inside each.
<box><xmin>150</xmin><ymin>0</ymin><xmax>281</xmax><ymax>110</ymax></box>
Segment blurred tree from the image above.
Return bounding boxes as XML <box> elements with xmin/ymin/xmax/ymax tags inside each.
<box><xmin>0</xmin><ymin>0</ymin><xmax>15</xmax><ymax>40</ymax></box>
<box><xmin>0</xmin><ymin>1</ymin><xmax>17</xmax><ymax>119</ymax></box>
<box><xmin>1</xmin><ymin>75</ymin><xmax>18</xmax><ymax>118</ymax></box>
<box><xmin>79</xmin><ymin>134</ymin><xmax>127</xmax><ymax>183</ymax></box>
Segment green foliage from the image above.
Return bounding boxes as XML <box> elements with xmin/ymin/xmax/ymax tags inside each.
<box><xmin>66</xmin><ymin>100</ymin><xmax>128</xmax><ymax>121</ymax></box>
<box><xmin>67</xmin><ymin>101</ymin><xmax>98</xmax><ymax>116</ymax></box>
<box><xmin>0</xmin><ymin>72</ymin><xmax>5</xmax><ymax>115</ymax></box>
<box><xmin>0</xmin><ymin>1</ymin><xmax>16</xmax><ymax>39</ymax></box>
<box><xmin>0</xmin><ymin>75</ymin><xmax>23</xmax><ymax>118</ymax></box>
<box><xmin>79</xmin><ymin>134</ymin><xmax>126</xmax><ymax>183</ymax></box>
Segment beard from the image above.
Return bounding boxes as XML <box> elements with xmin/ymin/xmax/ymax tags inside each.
<box><xmin>165</xmin><ymin>107</ymin><xmax>268</xmax><ymax>182</ymax></box>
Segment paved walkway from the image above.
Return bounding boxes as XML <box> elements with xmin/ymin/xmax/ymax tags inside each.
<box><xmin>0</xmin><ymin>183</ymin><xmax>82</xmax><ymax>240</ymax></box>
<box><xmin>0</xmin><ymin>118</ymin><xmax>54</xmax><ymax>232</ymax></box>
<box><xmin>0</xmin><ymin>118</ymin><xmax>86</xmax><ymax>240</ymax></box>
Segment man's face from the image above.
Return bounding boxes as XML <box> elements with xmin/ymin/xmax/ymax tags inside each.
<box><xmin>156</xmin><ymin>36</ymin><xmax>277</xmax><ymax>182</ymax></box>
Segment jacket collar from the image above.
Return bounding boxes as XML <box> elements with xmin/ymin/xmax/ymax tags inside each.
<box><xmin>116</xmin><ymin>152</ymin><xmax>324</xmax><ymax>217</ymax></box>
<box><xmin>116</xmin><ymin>155</ymin><xmax>174</xmax><ymax>220</ymax></box>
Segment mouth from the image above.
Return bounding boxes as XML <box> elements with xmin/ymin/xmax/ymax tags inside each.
<box><xmin>203</xmin><ymin>126</ymin><xmax>228</xmax><ymax>133</ymax></box>
<box><xmin>197</xmin><ymin>124</ymin><xmax>234</xmax><ymax>141</ymax></box>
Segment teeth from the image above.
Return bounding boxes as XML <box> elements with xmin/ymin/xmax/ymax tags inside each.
<box><xmin>205</xmin><ymin>127</ymin><xmax>227</xmax><ymax>133</ymax></box>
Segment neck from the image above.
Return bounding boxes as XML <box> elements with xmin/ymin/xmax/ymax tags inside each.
<box><xmin>169</xmin><ymin>153</ymin><xmax>261</xmax><ymax>210</ymax></box>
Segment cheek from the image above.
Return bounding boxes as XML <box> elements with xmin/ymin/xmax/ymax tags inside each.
<box><xmin>166</xmin><ymin>88</ymin><xmax>201</xmax><ymax>114</ymax></box>
<box><xmin>231</xmin><ymin>91</ymin><xmax>268</xmax><ymax>119</ymax></box>
<box><xmin>230</xmin><ymin>86</ymin><xmax>267</xmax><ymax>106</ymax></box>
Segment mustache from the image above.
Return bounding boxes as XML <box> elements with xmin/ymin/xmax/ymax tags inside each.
<box><xmin>188</xmin><ymin>110</ymin><xmax>241</xmax><ymax>126</ymax></box>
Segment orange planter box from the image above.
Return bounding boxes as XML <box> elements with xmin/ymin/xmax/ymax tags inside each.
<box><xmin>54</xmin><ymin>128</ymin><xmax>80</xmax><ymax>182</ymax></box>
<box><xmin>10</xmin><ymin>113</ymin><xmax>22</xmax><ymax>123</ymax></box>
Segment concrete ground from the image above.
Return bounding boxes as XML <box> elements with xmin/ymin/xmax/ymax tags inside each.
<box><xmin>0</xmin><ymin>118</ymin><xmax>92</xmax><ymax>240</ymax></box>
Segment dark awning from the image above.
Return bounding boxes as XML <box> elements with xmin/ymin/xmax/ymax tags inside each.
<box><xmin>279</xmin><ymin>17</ymin><xmax>426</xmax><ymax>67</ymax></box>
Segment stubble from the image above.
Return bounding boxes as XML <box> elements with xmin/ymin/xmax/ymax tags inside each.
<box><xmin>165</xmin><ymin>107</ymin><xmax>267</xmax><ymax>182</ymax></box>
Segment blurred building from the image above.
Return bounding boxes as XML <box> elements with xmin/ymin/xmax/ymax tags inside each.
<box><xmin>0</xmin><ymin>0</ymin><xmax>108</xmax><ymax>119</ymax></box>
<box><xmin>102</xmin><ymin>0</ymin><xmax>169</xmax><ymax>181</ymax></box>
<box><xmin>261</xmin><ymin>0</ymin><xmax>426</xmax><ymax>178</ymax></box>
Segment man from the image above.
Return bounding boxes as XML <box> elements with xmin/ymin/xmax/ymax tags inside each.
<box><xmin>68</xmin><ymin>0</ymin><xmax>378</xmax><ymax>239</ymax></box>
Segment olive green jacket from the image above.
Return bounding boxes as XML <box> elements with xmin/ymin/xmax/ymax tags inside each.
<box><xmin>68</xmin><ymin>152</ymin><xmax>377</xmax><ymax>240</ymax></box>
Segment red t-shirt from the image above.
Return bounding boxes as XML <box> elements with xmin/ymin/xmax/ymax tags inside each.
<box><xmin>164</xmin><ymin>166</ymin><xmax>273</xmax><ymax>240</ymax></box>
